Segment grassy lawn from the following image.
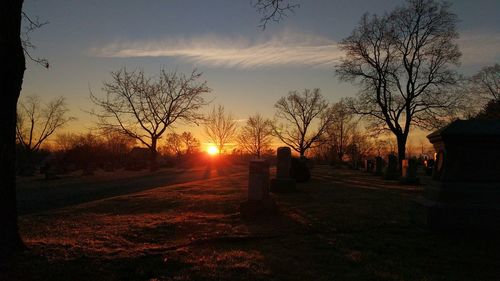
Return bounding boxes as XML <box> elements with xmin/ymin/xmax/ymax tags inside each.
<box><xmin>2</xmin><ymin>166</ymin><xmax>499</xmax><ymax>280</ymax></box>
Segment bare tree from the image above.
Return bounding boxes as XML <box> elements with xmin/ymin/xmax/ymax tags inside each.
<box><xmin>165</xmin><ymin>132</ymin><xmax>183</xmax><ymax>158</ymax></box>
<box><xmin>163</xmin><ymin>131</ymin><xmax>201</xmax><ymax>157</ymax></box>
<box><xmin>21</xmin><ymin>11</ymin><xmax>49</xmax><ymax>68</ymax></box>
<box><xmin>204</xmin><ymin>105</ymin><xmax>238</xmax><ymax>154</ymax></box>
<box><xmin>55</xmin><ymin>133</ymin><xmax>77</xmax><ymax>152</ymax></box>
<box><xmin>336</xmin><ymin>0</ymin><xmax>463</xmax><ymax>165</ymax></box>
<box><xmin>180</xmin><ymin>131</ymin><xmax>200</xmax><ymax>155</ymax></box>
<box><xmin>91</xmin><ymin>68</ymin><xmax>210</xmax><ymax>169</ymax></box>
<box><xmin>273</xmin><ymin>89</ymin><xmax>334</xmax><ymax>157</ymax></box>
<box><xmin>326</xmin><ymin>99</ymin><xmax>358</xmax><ymax>161</ymax></box>
<box><xmin>253</xmin><ymin>0</ymin><xmax>299</xmax><ymax>29</ymax></box>
<box><xmin>16</xmin><ymin>95</ymin><xmax>73</xmax><ymax>153</ymax></box>
<box><xmin>346</xmin><ymin>130</ymin><xmax>376</xmax><ymax>163</ymax></box>
<box><xmin>238</xmin><ymin>113</ymin><xmax>274</xmax><ymax>158</ymax></box>
<box><xmin>470</xmin><ymin>63</ymin><xmax>500</xmax><ymax>102</ymax></box>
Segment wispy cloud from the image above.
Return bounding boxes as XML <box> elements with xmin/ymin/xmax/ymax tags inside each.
<box><xmin>91</xmin><ymin>31</ymin><xmax>499</xmax><ymax>69</ymax></box>
<box><xmin>458</xmin><ymin>32</ymin><xmax>500</xmax><ymax>66</ymax></box>
<box><xmin>91</xmin><ymin>32</ymin><xmax>342</xmax><ymax>69</ymax></box>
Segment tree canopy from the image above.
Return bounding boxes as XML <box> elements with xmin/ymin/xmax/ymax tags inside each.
<box><xmin>336</xmin><ymin>0</ymin><xmax>463</xmax><ymax>162</ymax></box>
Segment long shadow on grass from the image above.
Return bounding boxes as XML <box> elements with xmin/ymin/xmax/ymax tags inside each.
<box><xmin>17</xmin><ymin>166</ymin><xmax>245</xmax><ymax>215</ymax></box>
<box><xmin>7</xmin><ymin>166</ymin><xmax>500</xmax><ymax>281</ymax></box>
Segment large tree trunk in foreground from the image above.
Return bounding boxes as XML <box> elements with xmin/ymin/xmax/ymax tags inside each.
<box><xmin>396</xmin><ymin>134</ymin><xmax>407</xmax><ymax>173</ymax></box>
<box><xmin>0</xmin><ymin>0</ymin><xmax>26</xmax><ymax>256</ymax></box>
<box><xmin>150</xmin><ymin>138</ymin><xmax>158</xmax><ymax>171</ymax></box>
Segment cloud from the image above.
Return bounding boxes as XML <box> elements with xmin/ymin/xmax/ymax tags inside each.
<box><xmin>91</xmin><ymin>31</ymin><xmax>499</xmax><ymax>70</ymax></box>
<box><xmin>458</xmin><ymin>32</ymin><xmax>500</xmax><ymax>66</ymax></box>
<box><xmin>91</xmin><ymin>32</ymin><xmax>342</xmax><ymax>69</ymax></box>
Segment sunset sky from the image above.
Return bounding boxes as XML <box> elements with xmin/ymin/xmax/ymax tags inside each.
<box><xmin>21</xmin><ymin>0</ymin><xmax>500</xmax><ymax>147</ymax></box>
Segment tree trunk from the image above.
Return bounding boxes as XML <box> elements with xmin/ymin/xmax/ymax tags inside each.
<box><xmin>396</xmin><ymin>134</ymin><xmax>407</xmax><ymax>174</ymax></box>
<box><xmin>0</xmin><ymin>0</ymin><xmax>26</xmax><ymax>256</ymax></box>
<box><xmin>150</xmin><ymin>138</ymin><xmax>158</xmax><ymax>171</ymax></box>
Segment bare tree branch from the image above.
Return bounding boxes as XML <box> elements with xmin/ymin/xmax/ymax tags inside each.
<box><xmin>16</xmin><ymin>95</ymin><xmax>74</xmax><ymax>152</ymax></box>
<box><xmin>21</xmin><ymin>11</ymin><xmax>49</xmax><ymax>68</ymax></box>
<box><xmin>253</xmin><ymin>0</ymin><xmax>299</xmax><ymax>29</ymax></box>
<box><xmin>237</xmin><ymin>113</ymin><xmax>274</xmax><ymax>157</ymax></box>
<box><xmin>203</xmin><ymin>105</ymin><xmax>238</xmax><ymax>154</ymax></box>
<box><xmin>336</xmin><ymin>0</ymin><xmax>463</xmax><ymax>162</ymax></box>
<box><xmin>90</xmin><ymin>67</ymin><xmax>210</xmax><ymax>168</ymax></box>
<box><xmin>273</xmin><ymin>88</ymin><xmax>333</xmax><ymax>157</ymax></box>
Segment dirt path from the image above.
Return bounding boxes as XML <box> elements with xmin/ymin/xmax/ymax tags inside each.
<box><xmin>17</xmin><ymin>165</ymin><xmax>246</xmax><ymax>215</ymax></box>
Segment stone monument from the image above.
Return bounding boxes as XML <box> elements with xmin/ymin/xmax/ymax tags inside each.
<box><xmin>383</xmin><ymin>154</ymin><xmax>399</xmax><ymax>180</ymax></box>
<box><xmin>270</xmin><ymin>147</ymin><xmax>296</xmax><ymax>192</ymax></box>
<box><xmin>413</xmin><ymin>120</ymin><xmax>500</xmax><ymax>230</ymax></box>
<box><xmin>400</xmin><ymin>158</ymin><xmax>419</xmax><ymax>184</ymax></box>
<box><xmin>374</xmin><ymin>156</ymin><xmax>384</xmax><ymax>176</ymax></box>
<box><xmin>365</xmin><ymin>159</ymin><xmax>374</xmax><ymax>173</ymax></box>
<box><xmin>240</xmin><ymin>159</ymin><xmax>276</xmax><ymax>217</ymax></box>
<box><xmin>248</xmin><ymin>159</ymin><xmax>270</xmax><ymax>201</ymax></box>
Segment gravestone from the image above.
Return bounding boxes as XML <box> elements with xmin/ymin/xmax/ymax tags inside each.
<box><xmin>374</xmin><ymin>157</ymin><xmax>383</xmax><ymax>176</ymax></box>
<box><xmin>240</xmin><ymin>159</ymin><xmax>276</xmax><ymax>217</ymax></box>
<box><xmin>413</xmin><ymin>120</ymin><xmax>500</xmax><ymax>230</ymax></box>
<box><xmin>383</xmin><ymin>154</ymin><xmax>399</xmax><ymax>180</ymax></box>
<box><xmin>290</xmin><ymin>156</ymin><xmax>311</xmax><ymax>183</ymax></box>
<box><xmin>270</xmin><ymin>147</ymin><xmax>296</xmax><ymax>192</ymax></box>
<box><xmin>277</xmin><ymin>147</ymin><xmax>291</xmax><ymax>178</ymax></box>
<box><xmin>400</xmin><ymin>158</ymin><xmax>419</xmax><ymax>184</ymax></box>
<box><xmin>365</xmin><ymin>159</ymin><xmax>374</xmax><ymax>173</ymax></box>
<box><xmin>424</xmin><ymin>158</ymin><xmax>435</xmax><ymax>176</ymax></box>
<box><xmin>248</xmin><ymin>159</ymin><xmax>270</xmax><ymax>201</ymax></box>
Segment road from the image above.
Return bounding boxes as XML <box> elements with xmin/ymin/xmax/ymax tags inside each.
<box><xmin>17</xmin><ymin>165</ymin><xmax>246</xmax><ymax>215</ymax></box>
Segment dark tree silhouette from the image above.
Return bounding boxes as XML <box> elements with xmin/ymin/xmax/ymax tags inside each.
<box><xmin>204</xmin><ymin>105</ymin><xmax>238</xmax><ymax>155</ymax></box>
<box><xmin>17</xmin><ymin>95</ymin><xmax>73</xmax><ymax>154</ymax></box>
<box><xmin>180</xmin><ymin>131</ymin><xmax>200</xmax><ymax>155</ymax></box>
<box><xmin>469</xmin><ymin>63</ymin><xmax>500</xmax><ymax>102</ymax></box>
<box><xmin>326</xmin><ymin>99</ymin><xmax>358</xmax><ymax>161</ymax></box>
<box><xmin>336</xmin><ymin>0</ymin><xmax>463</xmax><ymax>165</ymax></box>
<box><xmin>238</xmin><ymin>113</ymin><xmax>274</xmax><ymax>158</ymax></box>
<box><xmin>163</xmin><ymin>131</ymin><xmax>201</xmax><ymax>157</ymax></box>
<box><xmin>254</xmin><ymin>0</ymin><xmax>299</xmax><ymax>29</ymax></box>
<box><xmin>91</xmin><ymin>68</ymin><xmax>210</xmax><ymax>170</ymax></box>
<box><xmin>273</xmin><ymin>89</ymin><xmax>334</xmax><ymax>157</ymax></box>
<box><xmin>473</xmin><ymin>99</ymin><xmax>500</xmax><ymax>120</ymax></box>
<box><xmin>0</xmin><ymin>0</ymin><xmax>26</xmax><ymax>256</ymax></box>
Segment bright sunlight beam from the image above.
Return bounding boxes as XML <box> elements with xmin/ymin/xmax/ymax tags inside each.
<box><xmin>207</xmin><ymin>145</ymin><xmax>219</xmax><ymax>156</ymax></box>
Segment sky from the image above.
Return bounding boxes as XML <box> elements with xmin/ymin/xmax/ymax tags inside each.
<box><xmin>21</xmin><ymin>0</ymin><xmax>500</xmax><ymax>148</ymax></box>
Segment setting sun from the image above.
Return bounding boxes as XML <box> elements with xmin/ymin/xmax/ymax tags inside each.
<box><xmin>207</xmin><ymin>145</ymin><xmax>219</xmax><ymax>155</ymax></box>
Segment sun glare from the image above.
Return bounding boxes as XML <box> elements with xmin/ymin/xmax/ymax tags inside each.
<box><xmin>207</xmin><ymin>145</ymin><xmax>219</xmax><ymax>155</ymax></box>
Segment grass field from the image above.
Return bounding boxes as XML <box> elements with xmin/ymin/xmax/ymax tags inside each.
<box><xmin>2</xmin><ymin>166</ymin><xmax>499</xmax><ymax>280</ymax></box>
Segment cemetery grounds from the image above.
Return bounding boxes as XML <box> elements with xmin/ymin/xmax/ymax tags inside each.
<box><xmin>1</xmin><ymin>165</ymin><xmax>500</xmax><ymax>281</ymax></box>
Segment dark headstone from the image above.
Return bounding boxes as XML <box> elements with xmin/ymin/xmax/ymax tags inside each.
<box><xmin>413</xmin><ymin>120</ymin><xmax>500</xmax><ymax>230</ymax></box>
<box><xmin>374</xmin><ymin>156</ymin><xmax>383</xmax><ymax>176</ymax></box>
<box><xmin>383</xmin><ymin>154</ymin><xmax>399</xmax><ymax>180</ymax></box>
<box><xmin>400</xmin><ymin>158</ymin><xmax>419</xmax><ymax>184</ymax></box>
<box><xmin>424</xmin><ymin>159</ymin><xmax>435</xmax><ymax>176</ymax></box>
<box><xmin>240</xmin><ymin>159</ymin><xmax>276</xmax><ymax>217</ymax></box>
<box><xmin>248</xmin><ymin>159</ymin><xmax>270</xmax><ymax>201</ymax></box>
<box><xmin>270</xmin><ymin>147</ymin><xmax>296</xmax><ymax>193</ymax></box>
<box><xmin>276</xmin><ymin>147</ymin><xmax>291</xmax><ymax>178</ymax></box>
<box><xmin>290</xmin><ymin>157</ymin><xmax>311</xmax><ymax>182</ymax></box>
<box><xmin>365</xmin><ymin>159</ymin><xmax>374</xmax><ymax>173</ymax></box>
